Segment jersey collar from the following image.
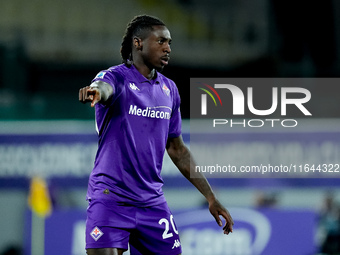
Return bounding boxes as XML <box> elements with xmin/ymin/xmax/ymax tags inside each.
<box><xmin>129</xmin><ymin>64</ymin><xmax>161</xmax><ymax>85</ymax></box>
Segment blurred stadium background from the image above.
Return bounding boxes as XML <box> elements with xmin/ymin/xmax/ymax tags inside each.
<box><xmin>1</xmin><ymin>0</ymin><xmax>340</xmax><ymax>254</ymax></box>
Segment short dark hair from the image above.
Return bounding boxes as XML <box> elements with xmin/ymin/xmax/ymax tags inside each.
<box><xmin>120</xmin><ymin>15</ymin><xmax>165</xmax><ymax>65</ymax></box>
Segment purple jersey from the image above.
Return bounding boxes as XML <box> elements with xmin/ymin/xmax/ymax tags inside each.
<box><xmin>86</xmin><ymin>64</ymin><xmax>182</xmax><ymax>207</ymax></box>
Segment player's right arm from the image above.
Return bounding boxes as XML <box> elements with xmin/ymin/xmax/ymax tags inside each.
<box><xmin>79</xmin><ymin>81</ymin><xmax>114</xmax><ymax>107</ymax></box>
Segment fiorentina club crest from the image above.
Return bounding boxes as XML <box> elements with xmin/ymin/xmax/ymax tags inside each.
<box><xmin>90</xmin><ymin>226</ymin><xmax>104</xmax><ymax>241</ymax></box>
<box><xmin>162</xmin><ymin>84</ymin><xmax>170</xmax><ymax>96</ymax></box>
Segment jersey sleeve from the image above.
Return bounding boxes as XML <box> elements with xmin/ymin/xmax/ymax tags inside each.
<box><xmin>92</xmin><ymin>70</ymin><xmax>117</xmax><ymax>90</ymax></box>
<box><xmin>92</xmin><ymin>68</ymin><xmax>122</xmax><ymax>107</ymax></box>
<box><xmin>168</xmin><ymin>83</ymin><xmax>182</xmax><ymax>138</ymax></box>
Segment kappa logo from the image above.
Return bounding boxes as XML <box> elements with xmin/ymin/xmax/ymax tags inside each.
<box><xmin>90</xmin><ymin>226</ymin><xmax>104</xmax><ymax>241</ymax></box>
<box><xmin>172</xmin><ymin>239</ymin><xmax>181</xmax><ymax>249</ymax></box>
<box><xmin>162</xmin><ymin>84</ymin><xmax>170</xmax><ymax>96</ymax></box>
<box><xmin>129</xmin><ymin>82</ymin><xmax>140</xmax><ymax>91</ymax></box>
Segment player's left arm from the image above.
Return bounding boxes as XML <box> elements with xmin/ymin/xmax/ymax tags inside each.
<box><xmin>166</xmin><ymin>135</ymin><xmax>234</xmax><ymax>235</ymax></box>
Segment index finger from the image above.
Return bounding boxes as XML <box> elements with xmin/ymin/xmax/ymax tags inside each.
<box><xmin>79</xmin><ymin>86</ymin><xmax>96</xmax><ymax>104</ymax></box>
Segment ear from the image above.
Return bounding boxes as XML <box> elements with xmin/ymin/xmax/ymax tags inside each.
<box><xmin>133</xmin><ymin>37</ymin><xmax>143</xmax><ymax>50</ymax></box>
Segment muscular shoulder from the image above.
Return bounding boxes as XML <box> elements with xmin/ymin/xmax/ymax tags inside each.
<box><xmin>107</xmin><ymin>63</ymin><xmax>129</xmax><ymax>74</ymax></box>
<box><xmin>105</xmin><ymin>64</ymin><xmax>129</xmax><ymax>82</ymax></box>
<box><xmin>92</xmin><ymin>65</ymin><xmax>132</xmax><ymax>90</ymax></box>
<box><xmin>157</xmin><ymin>72</ymin><xmax>176</xmax><ymax>86</ymax></box>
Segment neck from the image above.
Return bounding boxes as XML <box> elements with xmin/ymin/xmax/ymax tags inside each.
<box><xmin>131</xmin><ymin>51</ymin><xmax>156</xmax><ymax>80</ymax></box>
<box><xmin>133</xmin><ymin>63</ymin><xmax>155</xmax><ymax>80</ymax></box>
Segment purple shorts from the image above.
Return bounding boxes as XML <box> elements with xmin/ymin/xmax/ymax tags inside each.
<box><xmin>85</xmin><ymin>199</ymin><xmax>182</xmax><ymax>255</ymax></box>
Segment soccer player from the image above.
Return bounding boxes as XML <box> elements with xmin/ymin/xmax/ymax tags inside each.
<box><xmin>79</xmin><ymin>15</ymin><xmax>234</xmax><ymax>255</ymax></box>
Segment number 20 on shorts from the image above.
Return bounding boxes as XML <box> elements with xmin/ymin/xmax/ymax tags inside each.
<box><xmin>158</xmin><ymin>215</ymin><xmax>179</xmax><ymax>239</ymax></box>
